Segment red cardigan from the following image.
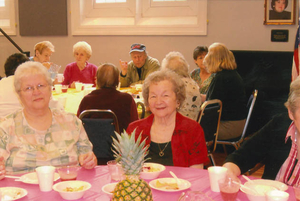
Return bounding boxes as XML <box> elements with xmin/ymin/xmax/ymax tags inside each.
<box><xmin>126</xmin><ymin>112</ymin><xmax>209</xmax><ymax>167</ymax></box>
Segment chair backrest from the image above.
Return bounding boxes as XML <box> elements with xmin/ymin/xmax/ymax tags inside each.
<box><xmin>136</xmin><ymin>101</ymin><xmax>145</xmax><ymax>119</ymax></box>
<box><xmin>79</xmin><ymin>109</ymin><xmax>120</xmax><ymax>164</ymax></box>
<box><xmin>238</xmin><ymin>89</ymin><xmax>258</xmax><ymax>142</ymax></box>
<box><xmin>198</xmin><ymin>99</ymin><xmax>222</xmax><ymax>153</ymax></box>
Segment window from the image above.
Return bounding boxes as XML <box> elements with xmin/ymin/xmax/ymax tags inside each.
<box><xmin>70</xmin><ymin>0</ymin><xmax>207</xmax><ymax>35</ymax></box>
<box><xmin>0</xmin><ymin>0</ymin><xmax>16</xmax><ymax>35</ymax></box>
<box><xmin>96</xmin><ymin>0</ymin><xmax>126</xmax><ymax>3</ymax></box>
<box><xmin>0</xmin><ymin>0</ymin><xmax>5</xmax><ymax>7</ymax></box>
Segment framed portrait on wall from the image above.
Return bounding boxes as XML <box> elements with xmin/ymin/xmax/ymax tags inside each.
<box><xmin>264</xmin><ymin>0</ymin><xmax>296</xmax><ymax>25</ymax></box>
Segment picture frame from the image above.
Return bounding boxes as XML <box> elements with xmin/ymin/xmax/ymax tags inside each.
<box><xmin>264</xmin><ymin>0</ymin><xmax>296</xmax><ymax>25</ymax></box>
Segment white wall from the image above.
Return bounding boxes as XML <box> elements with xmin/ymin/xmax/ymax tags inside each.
<box><xmin>0</xmin><ymin>0</ymin><xmax>297</xmax><ymax>77</ymax></box>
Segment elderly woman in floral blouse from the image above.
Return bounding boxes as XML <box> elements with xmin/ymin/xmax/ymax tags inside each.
<box><xmin>0</xmin><ymin>61</ymin><xmax>97</xmax><ymax>179</ymax></box>
<box><xmin>161</xmin><ymin>51</ymin><xmax>201</xmax><ymax>121</ymax></box>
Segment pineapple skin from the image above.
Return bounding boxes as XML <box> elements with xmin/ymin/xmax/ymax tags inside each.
<box><xmin>112</xmin><ymin>130</ymin><xmax>153</xmax><ymax>201</ymax></box>
<box><xmin>112</xmin><ymin>175</ymin><xmax>153</xmax><ymax>201</ymax></box>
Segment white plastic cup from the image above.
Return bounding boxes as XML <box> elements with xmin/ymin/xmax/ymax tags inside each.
<box><xmin>56</xmin><ymin>74</ymin><xmax>64</xmax><ymax>82</ymax></box>
<box><xmin>54</xmin><ymin>84</ymin><xmax>62</xmax><ymax>94</ymax></box>
<box><xmin>208</xmin><ymin>166</ymin><xmax>228</xmax><ymax>192</ymax></box>
<box><xmin>58</xmin><ymin>96</ymin><xmax>67</xmax><ymax>108</ymax></box>
<box><xmin>75</xmin><ymin>82</ymin><xmax>83</xmax><ymax>92</ymax></box>
<box><xmin>36</xmin><ymin>166</ymin><xmax>56</xmax><ymax>192</ymax></box>
<box><xmin>267</xmin><ymin>190</ymin><xmax>289</xmax><ymax>201</ymax></box>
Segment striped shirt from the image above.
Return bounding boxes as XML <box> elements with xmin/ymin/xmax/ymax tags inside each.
<box><xmin>276</xmin><ymin>122</ymin><xmax>300</xmax><ymax>185</ymax></box>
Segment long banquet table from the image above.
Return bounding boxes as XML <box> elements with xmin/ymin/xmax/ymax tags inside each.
<box><xmin>52</xmin><ymin>87</ymin><xmax>144</xmax><ymax>115</ymax></box>
<box><xmin>0</xmin><ymin>166</ymin><xmax>296</xmax><ymax>201</ymax></box>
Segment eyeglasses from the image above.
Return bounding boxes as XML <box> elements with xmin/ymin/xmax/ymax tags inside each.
<box><xmin>21</xmin><ymin>84</ymin><xmax>49</xmax><ymax>93</ymax></box>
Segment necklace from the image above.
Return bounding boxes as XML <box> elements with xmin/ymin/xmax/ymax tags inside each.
<box><xmin>158</xmin><ymin>142</ymin><xmax>170</xmax><ymax>157</ymax></box>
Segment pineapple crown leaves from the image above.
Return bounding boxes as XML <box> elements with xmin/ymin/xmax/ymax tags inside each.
<box><xmin>112</xmin><ymin>129</ymin><xmax>150</xmax><ymax>174</ymax></box>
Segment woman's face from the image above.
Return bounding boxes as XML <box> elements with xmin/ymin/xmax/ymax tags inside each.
<box><xmin>74</xmin><ymin>48</ymin><xmax>89</xmax><ymax>66</ymax></box>
<box><xmin>194</xmin><ymin>53</ymin><xmax>207</xmax><ymax>70</ymax></box>
<box><xmin>36</xmin><ymin>48</ymin><xmax>52</xmax><ymax>63</ymax></box>
<box><xmin>18</xmin><ymin>74</ymin><xmax>51</xmax><ymax>111</ymax></box>
<box><xmin>274</xmin><ymin>0</ymin><xmax>286</xmax><ymax>13</ymax></box>
<box><xmin>148</xmin><ymin>80</ymin><xmax>179</xmax><ymax>119</ymax></box>
<box><xmin>203</xmin><ymin>52</ymin><xmax>212</xmax><ymax>73</ymax></box>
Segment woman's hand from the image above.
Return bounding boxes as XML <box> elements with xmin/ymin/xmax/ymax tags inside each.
<box><xmin>223</xmin><ymin>162</ymin><xmax>241</xmax><ymax>182</ymax></box>
<box><xmin>119</xmin><ymin>59</ymin><xmax>128</xmax><ymax>76</ymax></box>
<box><xmin>42</xmin><ymin>62</ymin><xmax>53</xmax><ymax>70</ymax></box>
<box><xmin>0</xmin><ymin>157</ymin><xmax>6</xmax><ymax>180</ymax></box>
<box><xmin>70</xmin><ymin>81</ymin><xmax>76</xmax><ymax>88</ymax></box>
<box><xmin>79</xmin><ymin>152</ymin><xmax>97</xmax><ymax>169</ymax></box>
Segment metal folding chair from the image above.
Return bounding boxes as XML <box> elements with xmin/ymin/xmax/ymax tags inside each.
<box><xmin>217</xmin><ymin>89</ymin><xmax>258</xmax><ymax>152</ymax></box>
<box><xmin>79</xmin><ymin>109</ymin><xmax>120</xmax><ymax>165</ymax></box>
<box><xmin>198</xmin><ymin>99</ymin><xmax>222</xmax><ymax>166</ymax></box>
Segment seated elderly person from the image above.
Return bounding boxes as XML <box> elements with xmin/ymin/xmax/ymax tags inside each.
<box><xmin>161</xmin><ymin>51</ymin><xmax>201</xmax><ymax>121</ymax></box>
<box><xmin>126</xmin><ymin>69</ymin><xmax>208</xmax><ymax>168</ymax></box>
<box><xmin>0</xmin><ymin>61</ymin><xmax>97</xmax><ymax>179</ymax></box>
<box><xmin>204</xmin><ymin>43</ymin><xmax>247</xmax><ymax>140</ymax></box>
<box><xmin>0</xmin><ymin>53</ymin><xmax>29</xmax><ymax>117</ymax></box>
<box><xmin>223</xmin><ymin>76</ymin><xmax>300</xmax><ymax>185</ymax></box>
<box><xmin>190</xmin><ymin>46</ymin><xmax>215</xmax><ymax>94</ymax></box>
<box><xmin>61</xmin><ymin>41</ymin><xmax>97</xmax><ymax>88</ymax></box>
<box><xmin>119</xmin><ymin>43</ymin><xmax>160</xmax><ymax>87</ymax></box>
<box><xmin>77</xmin><ymin>63</ymin><xmax>139</xmax><ymax>132</ymax></box>
<box><xmin>0</xmin><ymin>53</ymin><xmax>63</xmax><ymax>118</ymax></box>
<box><xmin>29</xmin><ymin>41</ymin><xmax>55</xmax><ymax>69</ymax></box>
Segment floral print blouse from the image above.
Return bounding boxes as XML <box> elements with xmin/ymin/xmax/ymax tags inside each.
<box><xmin>190</xmin><ymin>68</ymin><xmax>215</xmax><ymax>94</ymax></box>
<box><xmin>0</xmin><ymin>109</ymin><xmax>93</xmax><ymax>174</ymax></box>
<box><xmin>178</xmin><ymin>77</ymin><xmax>202</xmax><ymax>121</ymax></box>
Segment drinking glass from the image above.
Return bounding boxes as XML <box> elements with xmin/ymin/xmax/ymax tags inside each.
<box><xmin>218</xmin><ymin>177</ymin><xmax>240</xmax><ymax>201</ymax></box>
<box><xmin>294</xmin><ymin>185</ymin><xmax>300</xmax><ymax>201</ymax></box>
<box><xmin>49</xmin><ymin>64</ymin><xmax>61</xmax><ymax>81</ymax></box>
<box><xmin>178</xmin><ymin>191</ymin><xmax>214</xmax><ymax>201</ymax></box>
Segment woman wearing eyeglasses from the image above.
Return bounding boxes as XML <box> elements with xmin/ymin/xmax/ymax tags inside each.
<box><xmin>0</xmin><ymin>61</ymin><xmax>97</xmax><ymax>179</ymax></box>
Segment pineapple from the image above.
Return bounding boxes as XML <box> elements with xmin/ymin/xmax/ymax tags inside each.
<box><xmin>112</xmin><ymin>129</ymin><xmax>153</xmax><ymax>201</ymax></box>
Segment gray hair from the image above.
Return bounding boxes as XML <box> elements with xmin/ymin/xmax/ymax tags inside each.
<box><xmin>73</xmin><ymin>41</ymin><xmax>92</xmax><ymax>59</ymax></box>
<box><xmin>161</xmin><ymin>51</ymin><xmax>189</xmax><ymax>78</ymax></box>
<box><xmin>285</xmin><ymin>76</ymin><xmax>300</xmax><ymax>114</ymax></box>
<box><xmin>142</xmin><ymin>69</ymin><xmax>186</xmax><ymax>109</ymax></box>
<box><xmin>203</xmin><ymin>42</ymin><xmax>237</xmax><ymax>73</ymax></box>
<box><xmin>14</xmin><ymin>61</ymin><xmax>52</xmax><ymax>93</ymax></box>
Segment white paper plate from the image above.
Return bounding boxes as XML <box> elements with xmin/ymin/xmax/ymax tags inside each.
<box><xmin>149</xmin><ymin>177</ymin><xmax>191</xmax><ymax>192</ymax></box>
<box><xmin>0</xmin><ymin>187</ymin><xmax>27</xmax><ymax>201</ymax></box>
<box><xmin>20</xmin><ymin>172</ymin><xmax>60</xmax><ymax>184</ymax></box>
<box><xmin>244</xmin><ymin>179</ymin><xmax>288</xmax><ymax>191</ymax></box>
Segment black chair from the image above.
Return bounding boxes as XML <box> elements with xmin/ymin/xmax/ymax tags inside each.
<box><xmin>79</xmin><ymin>109</ymin><xmax>120</xmax><ymax>165</ymax></box>
<box><xmin>217</xmin><ymin>89</ymin><xmax>258</xmax><ymax>152</ymax></box>
<box><xmin>198</xmin><ymin>99</ymin><xmax>222</xmax><ymax>166</ymax></box>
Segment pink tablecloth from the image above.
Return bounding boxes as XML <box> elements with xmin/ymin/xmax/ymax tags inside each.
<box><xmin>0</xmin><ymin>166</ymin><xmax>296</xmax><ymax>201</ymax></box>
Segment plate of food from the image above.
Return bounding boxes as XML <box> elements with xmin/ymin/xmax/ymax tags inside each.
<box><xmin>20</xmin><ymin>172</ymin><xmax>60</xmax><ymax>184</ymax></box>
<box><xmin>140</xmin><ymin>162</ymin><xmax>165</xmax><ymax>180</ymax></box>
<box><xmin>244</xmin><ymin>179</ymin><xmax>288</xmax><ymax>192</ymax></box>
<box><xmin>149</xmin><ymin>177</ymin><xmax>191</xmax><ymax>192</ymax></box>
<box><xmin>0</xmin><ymin>187</ymin><xmax>27</xmax><ymax>201</ymax></box>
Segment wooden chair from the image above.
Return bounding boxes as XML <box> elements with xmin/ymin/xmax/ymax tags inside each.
<box><xmin>79</xmin><ymin>109</ymin><xmax>120</xmax><ymax>165</ymax></box>
<box><xmin>217</xmin><ymin>89</ymin><xmax>258</xmax><ymax>152</ymax></box>
<box><xmin>198</xmin><ymin>99</ymin><xmax>222</xmax><ymax>166</ymax></box>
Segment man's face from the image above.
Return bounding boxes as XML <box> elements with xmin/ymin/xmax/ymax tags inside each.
<box><xmin>130</xmin><ymin>51</ymin><xmax>147</xmax><ymax>68</ymax></box>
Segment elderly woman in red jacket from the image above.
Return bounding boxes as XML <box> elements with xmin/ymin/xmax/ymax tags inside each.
<box><xmin>126</xmin><ymin>69</ymin><xmax>208</xmax><ymax>168</ymax></box>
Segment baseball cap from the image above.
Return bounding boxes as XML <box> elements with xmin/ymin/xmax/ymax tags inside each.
<box><xmin>129</xmin><ymin>43</ymin><xmax>146</xmax><ymax>53</ymax></box>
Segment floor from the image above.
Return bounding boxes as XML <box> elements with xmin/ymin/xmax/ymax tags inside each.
<box><xmin>208</xmin><ymin>150</ymin><xmax>264</xmax><ymax>178</ymax></box>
